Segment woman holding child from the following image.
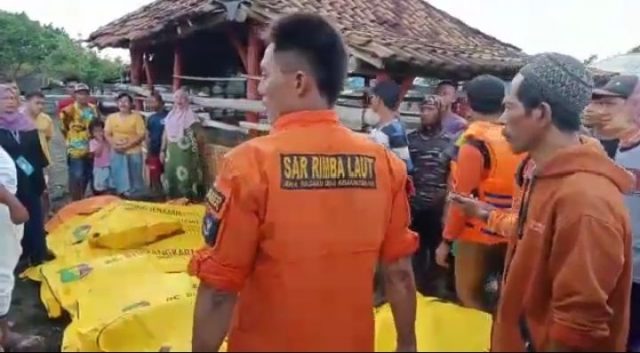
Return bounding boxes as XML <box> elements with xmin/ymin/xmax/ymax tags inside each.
<box><xmin>161</xmin><ymin>88</ymin><xmax>204</xmax><ymax>201</ymax></box>
<box><xmin>105</xmin><ymin>93</ymin><xmax>146</xmax><ymax>197</ymax></box>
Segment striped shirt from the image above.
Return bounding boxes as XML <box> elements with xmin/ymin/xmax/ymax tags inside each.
<box><xmin>369</xmin><ymin>118</ymin><xmax>414</xmax><ymax>172</ymax></box>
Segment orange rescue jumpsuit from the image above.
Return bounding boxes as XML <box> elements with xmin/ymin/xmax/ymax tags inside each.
<box><xmin>189</xmin><ymin>110</ymin><xmax>418</xmax><ymax>352</ymax></box>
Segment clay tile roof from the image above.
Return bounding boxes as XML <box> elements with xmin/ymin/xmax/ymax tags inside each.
<box><xmin>88</xmin><ymin>0</ymin><xmax>528</xmax><ymax>79</ymax></box>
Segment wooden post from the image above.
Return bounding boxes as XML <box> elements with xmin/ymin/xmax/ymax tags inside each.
<box><xmin>245</xmin><ymin>24</ymin><xmax>263</xmax><ymax>123</ymax></box>
<box><xmin>398</xmin><ymin>76</ymin><xmax>416</xmax><ymax>112</ymax></box>
<box><xmin>374</xmin><ymin>72</ymin><xmax>390</xmax><ymax>83</ymax></box>
<box><xmin>172</xmin><ymin>43</ymin><xmax>183</xmax><ymax>92</ymax></box>
<box><xmin>227</xmin><ymin>28</ymin><xmax>248</xmax><ymax>72</ymax></box>
<box><xmin>143</xmin><ymin>53</ymin><xmax>154</xmax><ymax>92</ymax></box>
<box><xmin>129</xmin><ymin>45</ymin><xmax>144</xmax><ymax>110</ymax></box>
<box><xmin>399</xmin><ymin>76</ymin><xmax>415</xmax><ymax>101</ymax></box>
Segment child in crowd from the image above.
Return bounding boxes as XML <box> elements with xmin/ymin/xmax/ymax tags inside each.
<box><xmin>145</xmin><ymin>92</ymin><xmax>167</xmax><ymax>194</ymax></box>
<box><xmin>89</xmin><ymin>120</ymin><xmax>111</xmax><ymax>195</ymax></box>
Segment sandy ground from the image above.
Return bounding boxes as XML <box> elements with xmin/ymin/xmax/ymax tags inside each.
<box><xmin>11</xmin><ymin>120</ymin><xmax>69</xmax><ymax>352</ymax></box>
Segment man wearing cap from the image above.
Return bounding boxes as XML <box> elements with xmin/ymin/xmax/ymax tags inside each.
<box><xmin>584</xmin><ymin>75</ymin><xmax>640</xmax><ymax>158</ymax></box>
<box><xmin>585</xmin><ymin>74</ymin><xmax>640</xmax><ymax>352</ymax></box>
<box><xmin>436</xmin><ymin>75</ymin><xmax>521</xmax><ymax>313</ymax></box>
<box><xmin>491</xmin><ymin>53</ymin><xmax>632</xmax><ymax>352</ymax></box>
<box><xmin>366</xmin><ymin>80</ymin><xmax>414</xmax><ymax>172</ymax></box>
<box><xmin>59</xmin><ymin>84</ymin><xmax>99</xmax><ymax>200</ymax></box>
<box><xmin>57</xmin><ymin>79</ymin><xmax>98</xmax><ymax>115</ymax></box>
<box><xmin>407</xmin><ymin>95</ymin><xmax>454</xmax><ymax>294</ymax></box>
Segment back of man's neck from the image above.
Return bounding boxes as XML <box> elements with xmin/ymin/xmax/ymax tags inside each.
<box><xmin>378</xmin><ymin>110</ymin><xmax>396</xmax><ymax>125</ymax></box>
<box><xmin>471</xmin><ymin>113</ymin><xmax>500</xmax><ymax>123</ymax></box>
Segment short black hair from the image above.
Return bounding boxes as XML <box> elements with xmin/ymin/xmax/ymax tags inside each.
<box><xmin>268</xmin><ymin>13</ymin><xmax>348</xmax><ymax>105</ymax></box>
<box><xmin>151</xmin><ymin>91</ymin><xmax>164</xmax><ymax>103</ymax></box>
<box><xmin>89</xmin><ymin>118</ymin><xmax>105</xmax><ymax>137</ymax></box>
<box><xmin>372</xmin><ymin>80</ymin><xmax>401</xmax><ymax>110</ymax></box>
<box><xmin>117</xmin><ymin>92</ymin><xmax>134</xmax><ymax>104</ymax></box>
<box><xmin>464</xmin><ymin>75</ymin><xmax>505</xmax><ymax>115</ymax></box>
<box><xmin>516</xmin><ymin>77</ymin><xmax>581</xmax><ymax>132</ymax></box>
<box><xmin>25</xmin><ymin>91</ymin><xmax>45</xmax><ymax>100</ymax></box>
<box><xmin>437</xmin><ymin>80</ymin><xmax>458</xmax><ymax>90</ymax></box>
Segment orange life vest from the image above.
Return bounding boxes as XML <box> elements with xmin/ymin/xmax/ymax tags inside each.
<box><xmin>450</xmin><ymin>121</ymin><xmax>524</xmax><ymax>244</ymax></box>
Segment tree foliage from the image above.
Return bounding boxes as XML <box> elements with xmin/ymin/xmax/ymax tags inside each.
<box><xmin>583</xmin><ymin>54</ymin><xmax>599</xmax><ymax>66</ymax></box>
<box><xmin>0</xmin><ymin>10</ymin><xmax>122</xmax><ymax>86</ymax></box>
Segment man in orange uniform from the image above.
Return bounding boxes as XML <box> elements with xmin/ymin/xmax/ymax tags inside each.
<box><xmin>436</xmin><ymin>75</ymin><xmax>522</xmax><ymax>312</ymax></box>
<box><xmin>188</xmin><ymin>14</ymin><xmax>418</xmax><ymax>352</ymax></box>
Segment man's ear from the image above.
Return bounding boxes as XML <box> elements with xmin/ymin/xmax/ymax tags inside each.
<box><xmin>294</xmin><ymin>71</ymin><xmax>309</xmax><ymax>97</ymax></box>
<box><xmin>538</xmin><ymin>102</ymin><xmax>552</xmax><ymax>126</ymax></box>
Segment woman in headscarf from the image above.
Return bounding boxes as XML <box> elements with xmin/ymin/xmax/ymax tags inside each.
<box><xmin>105</xmin><ymin>93</ymin><xmax>146</xmax><ymax>198</ymax></box>
<box><xmin>407</xmin><ymin>95</ymin><xmax>455</xmax><ymax>295</ymax></box>
<box><xmin>0</xmin><ymin>85</ymin><xmax>48</xmax><ymax>267</ymax></box>
<box><xmin>161</xmin><ymin>88</ymin><xmax>204</xmax><ymax>201</ymax></box>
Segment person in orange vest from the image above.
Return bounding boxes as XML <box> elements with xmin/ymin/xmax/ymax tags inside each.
<box><xmin>436</xmin><ymin>74</ymin><xmax>523</xmax><ymax>312</ymax></box>
<box><xmin>188</xmin><ymin>13</ymin><xmax>418</xmax><ymax>352</ymax></box>
<box><xmin>450</xmin><ymin>54</ymin><xmax>632</xmax><ymax>352</ymax></box>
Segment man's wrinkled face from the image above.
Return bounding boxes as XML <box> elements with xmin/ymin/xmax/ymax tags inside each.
<box><xmin>258</xmin><ymin>44</ymin><xmax>300</xmax><ymax>121</ymax></box>
<box><xmin>28</xmin><ymin>96</ymin><xmax>45</xmax><ymax>115</ymax></box>
<box><xmin>436</xmin><ymin>84</ymin><xmax>456</xmax><ymax>107</ymax></box>
<box><xmin>501</xmin><ymin>74</ymin><xmax>546</xmax><ymax>154</ymax></box>
<box><xmin>75</xmin><ymin>91</ymin><xmax>89</xmax><ymax>105</ymax></box>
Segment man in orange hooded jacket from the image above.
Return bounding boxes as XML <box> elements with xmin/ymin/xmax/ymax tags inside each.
<box><xmin>455</xmin><ymin>53</ymin><xmax>633</xmax><ymax>352</ymax></box>
<box><xmin>188</xmin><ymin>14</ymin><xmax>418</xmax><ymax>352</ymax></box>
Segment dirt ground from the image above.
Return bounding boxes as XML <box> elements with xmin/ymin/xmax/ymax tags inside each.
<box><xmin>11</xmin><ymin>120</ymin><xmax>70</xmax><ymax>352</ymax></box>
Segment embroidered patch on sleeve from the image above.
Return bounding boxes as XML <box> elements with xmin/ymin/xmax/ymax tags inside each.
<box><xmin>205</xmin><ymin>187</ymin><xmax>227</xmax><ymax>213</ymax></box>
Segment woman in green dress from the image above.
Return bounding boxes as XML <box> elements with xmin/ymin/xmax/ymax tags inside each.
<box><xmin>161</xmin><ymin>89</ymin><xmax>205</xmax><ymax>201</ymax></box>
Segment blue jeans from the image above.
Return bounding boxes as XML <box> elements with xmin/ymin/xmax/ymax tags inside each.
<box><xmin>110</xmin><ymin>152</ymin><xmax>144</xmax><ymax>196</ymax></box>
<box><xmin>68</xmin><ymin>156</ymin><xmax>92</xmax><ymax>198</ymax></box>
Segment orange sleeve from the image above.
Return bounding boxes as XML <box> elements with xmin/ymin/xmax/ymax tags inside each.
<box><xmin>486</xmin><ymin>210</ymin><xmax>517</xmax><ymax>237</ymax></box>
<box><xmin>188</xmin><ymin>148</ymin><xmax>264</xmax><ymax>292</ymax></box>
<box><xmin>486</xmin><ymin>184</ymin><xmax>522</xmax><ymax>237</ymax></box>
<box><xmin>548</xmin><ymin>213</ymin><xmax>626</xmax><ymax>349</ymax></box>
<box><xmin>443</xmin><ymin>143</ymin><xmax>485</xmax><ymax>241</ymax></box>
<box><xmin>380</xmin><ymin>151</ymin><xmax>419</xmax><ymax>264</ymax></box>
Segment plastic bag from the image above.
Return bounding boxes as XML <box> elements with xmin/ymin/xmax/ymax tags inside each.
<box><xmin>374</xmin><ymin>294</ymin><xmax>492</xmax><ymax>352</ymax></box>
<box><xmin>87</xmin><ymin>206</ymin><xmax>183</xmax><ymax>250</ymax></box>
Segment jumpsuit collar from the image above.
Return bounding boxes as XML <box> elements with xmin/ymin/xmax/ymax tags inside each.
<box><xmin>272</xmin><ymin>110</ymin><xmax>339</xmax><ymax>133</ymax></box>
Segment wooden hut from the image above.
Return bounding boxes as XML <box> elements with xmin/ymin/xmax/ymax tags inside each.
<box><xmin>88</xmin><ymin>0</ymin><xmax>527</xmax><ymax>181</ymax></box>
<box><xmin>88</xmin><ymin>0</ymin><xmax>526</xmax><ymax>108</ymax></box>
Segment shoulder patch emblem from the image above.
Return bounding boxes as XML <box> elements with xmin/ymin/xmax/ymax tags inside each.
<box><xmin>206</xmin><ymin>187</ymin><xmax>227</xmax><ymax>213</ymax></box>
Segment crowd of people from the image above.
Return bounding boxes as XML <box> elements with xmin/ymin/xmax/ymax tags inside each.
<box><xmin>190</xmin><ymin>13</ymin><xmax>638</xmax><ymax>353</ymax></box>
<box><xmin>57</xmin><ymin>86</ymin><xmax>206</xmax><ymax>201</ymax></box>
<box><xmin>0</xmin><ymin>11</ymin><xmax>638</xmax><ymax>353</ymax></box>
<box><xmin>0</xmin><ymin>82</ymin><xmax>208</xmax><ymax>350</ymax></box>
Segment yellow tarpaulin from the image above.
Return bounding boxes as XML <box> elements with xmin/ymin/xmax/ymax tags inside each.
<box><xmin>29</xmin><ymin>198</ymin><xmax>492</xmax><ymax>352</ymax></box>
